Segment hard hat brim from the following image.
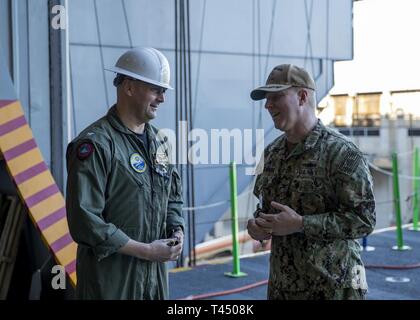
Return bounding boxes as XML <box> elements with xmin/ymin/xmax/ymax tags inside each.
<box><xmin>105</xmin><ymin>66</ymin><xmax>173</xmax><ymax>90</ymax></box>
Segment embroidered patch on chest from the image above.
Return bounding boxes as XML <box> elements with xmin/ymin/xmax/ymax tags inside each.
<box><xmin>130</xmin><ymin>153</ymin><xmax>147</xmax><ymax>173</ymax></box>
<box><xmin>77</xmin><ymin>142</ymin><xmax>94</xmax><ymax>160</ymax></box>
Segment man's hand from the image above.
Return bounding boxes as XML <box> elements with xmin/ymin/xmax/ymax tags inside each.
<box><xmin>119</xmin><ymin>238</ymin><xmax>182</xmax><ymax>262</ymax></box>
<box><xmin>171</xmin><ymin>228</ymin><xmax>184</xmax><ymax>248</ymax></box>
<box><xmin>255</xmin><ymin>201</ymin><xmax>303</xmax><ymax>236</ymax></box>
<box><xmin>247</xmin><ymin>218</ymin><xmax>272</xmax><ymax>241</ymax></box>
<box><xmin>147</xmin><ymin>239</ymin><xmax>182</xmax><ymax>262</ymax></box>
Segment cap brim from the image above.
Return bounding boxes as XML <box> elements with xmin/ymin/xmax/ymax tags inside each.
<box><xmin>250</xmin><ymin>84</ymin><xmax>292</xmax><ymax>101</ymax></box>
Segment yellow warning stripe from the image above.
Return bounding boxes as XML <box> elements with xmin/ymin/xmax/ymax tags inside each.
<box><xmin>7</xmin><ymin>148</ymin><xmax>44</xmax><ymax>176</ymax></box>
<box><xmin>56</xmin><ymin>242</ymin><xmax>78</xmax><ymax>267</ymax></box>
<box><xmin>69</xmin><ymin>271</ymin><xmax>77</xmax><ymax>285</ymax></box>
<box><xmin>0</xmin><ymin>100</ymin><xmax>77</xmax><ymax>287</ymax></box>
<box><xmin>0</xmin><ymin>125</ymin><xmax>34</xmax><ymax>152</ymax></box>
<box><xmin>18</xmin><ymin>170</ymin><xmax>56</xmax><ymax>199</ymax></box>
<box><xmin>0</xmin><ymin>101</ymin><xmax>23</xmax><ymax>125</ymax></box>
<box><xmin>31</xmin><ymin>193</ymin><xmax>65</xmax><ymax>221</ymax></box>
<box><xmin>42</xmin><ymin>218</ymin><xmax>69</xmax><ymax>245</ymax></box>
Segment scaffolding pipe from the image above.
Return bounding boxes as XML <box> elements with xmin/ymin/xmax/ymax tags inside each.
<box><xmin>412</xmin><ymin>147</ymin><xmax>419</xmax><ymax>231</ymax></box>
<box><xmin>391</xmin><ymin>153</ymin><xmax>411</xmax><ymax>250</ymax></box>
<box><xmin>225</xmin><ymin>162</ymin><xmax>246</xmax><ymax>278</ymax></box>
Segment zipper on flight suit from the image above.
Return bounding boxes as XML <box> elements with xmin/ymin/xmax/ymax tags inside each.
<box><xmin>132</xmin><ymin>134</ymin><xmax>155</xmax><ymax>298</ymax></box>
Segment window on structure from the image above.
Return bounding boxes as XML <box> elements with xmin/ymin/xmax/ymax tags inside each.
<box><xmin>391</xmin><ymin>90</ymin><xmax>420</xmax><ymax>136</ymax></box>
<box><xmin>353</xmin><ymin>93</ymin><xmax>381</xmax><ymax>127</ymax></box>
<box><xmin>391</xmin><ymin>90</ymin><xmax>420</xmax><ymax>121</ymax></box>
<box><xmin>332</xmin><ymin>94</ymin><xmax>352</xmax><ymax>127</ymax></box>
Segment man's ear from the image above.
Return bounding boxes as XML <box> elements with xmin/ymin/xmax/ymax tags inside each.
<box><xmin>298</xmin><ymin>89</ymin><xmax>308</xmax><ymax>106</ymax></box>
<box><xmin>122</xmin><ymin>79</ymin><xmax>133</xmax><ymax>97</ymax></box>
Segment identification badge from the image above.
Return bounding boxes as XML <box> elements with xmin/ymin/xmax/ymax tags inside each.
<box><xmin>130</xmin><ymin>153</ymin><xmax>146</xmax><ymax>173</ymax></box>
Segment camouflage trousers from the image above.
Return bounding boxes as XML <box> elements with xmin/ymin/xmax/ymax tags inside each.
<box><xmin>268</xmin><ymin>288</ymin><xmax>367</xmax><ymax>300</ymax></box>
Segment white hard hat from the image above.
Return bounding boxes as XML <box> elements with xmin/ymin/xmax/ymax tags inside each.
<box><xmin>106</xmin><ymin>47</ymin><xmax>173</xmax><ymax>89</ymax></box>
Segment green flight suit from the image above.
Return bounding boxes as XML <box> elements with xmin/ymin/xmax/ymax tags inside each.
<box><xmin>254</xmin><ymin>120</ymin><xmax>376</xmax><ymax>300</ymax></box>
<box><xmin>66</xmin><ymin>105</ymin><xmax>184</xmax><ymax>300</ymax></box>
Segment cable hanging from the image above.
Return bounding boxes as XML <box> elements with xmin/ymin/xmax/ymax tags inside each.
<box><xmin>93</xmin><ymin>0</ymin><xmax>110</xmax><ymax>110</ymax></box>
<box><xmin>263</xmin><ymin>0</ymin><xmax>278</xmax><ymax>77</ymax></box>
<box><xmin>69</xmin><ymin>49</ymin><xmax>77</xmax><ymax>139</ymax></box>
<box><xmin>121</xmin><ymin>0</ymin><xmax>133</xmax><ymax>48</ymax></box>
<box><xmin>182</xmin><ymin>188</ymin><xmax>255</xmax><ymax>212</ymax></box>
<box><xmin>192</xmin><ymin>0</ymin><xmax>207</xmax><ymax>125</ymax></box>
<box><xmin>369</xmin><ymin>162</ymin><xmax>420</xmax><ymax>180</ymax></box>
<box><xmin>182</xmin><ymin>200</ymin><xmax>228</xmax><ymax>212</ymax></box>
<box><xmin>325</xmin><ymin>0</ymin><xmax>330</xmax><ymax>93</ymax></box>
<box><xmin>394</xmin><ymin>149</ymin><xmax>415</xmax><ymax>157</ymax></box>
<box><xmin>257</xmin><ymin>0</ymin><xmax>277</xmax><ymax>130</ymax></box>
<box><xmin>175</xmin><ymin>0</ymin><xmax>196</xmax><ymax>266</ymax></box>
<box><xmin>303</xmin><ymin>0</ymin><xmax>315</xmax><ymax>76</ymax></box>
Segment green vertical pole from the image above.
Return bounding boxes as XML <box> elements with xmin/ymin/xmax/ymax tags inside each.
<box><xmin>391</xmin><ymin>153</ymin><xmax>411</xmax><ymax>250</ymax></box>
<box><xmin>411</xmin><ymin>147</ymin><xmax>420</xmax><ymax>231</ymax></box>
<box><xmin>225</xmin><ymin>162</ymin><xmax>247</xmax><ymax>277</ymax></box>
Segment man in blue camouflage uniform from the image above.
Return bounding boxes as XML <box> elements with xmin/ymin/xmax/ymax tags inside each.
<box><xmin>247</xmin><ymin>64</ymin><xmax>376</xmax><ymax>300</ymax></box>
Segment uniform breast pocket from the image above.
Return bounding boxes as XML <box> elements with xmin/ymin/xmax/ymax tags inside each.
<box><xmin>258</xmin><ymin>175</ymin><xmax>289</xmax><ymax>204</ymax></box>
<box><xmin>115</xmin><ymin>158</ymin><xmax>148</xmax><ymax>190</ymax></box>
<box><xmin>290</xmin><ymin>177</ymin><xmax>325</xmax><ymax>215</ymax></box>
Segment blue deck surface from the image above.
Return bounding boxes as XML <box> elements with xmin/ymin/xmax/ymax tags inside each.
<box><xmin>169</xmin><ymin>228</ymin><xmax>420</xmax><ymax>300</ymax></box>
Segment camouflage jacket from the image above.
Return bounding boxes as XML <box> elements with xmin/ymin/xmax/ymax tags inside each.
<box><xmin>254</xmin><ymin>120</ymin><xmax>376</xmax><ymax>295</ymax></box>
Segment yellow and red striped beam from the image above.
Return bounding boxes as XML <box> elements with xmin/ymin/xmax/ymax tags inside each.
<box><xmin>0</xmin><ymin>57</ymin><xmax>76</xmax><ymax>287</ymax></box>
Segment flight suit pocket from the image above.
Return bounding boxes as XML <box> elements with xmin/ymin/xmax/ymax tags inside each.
<box><xmin>105</xmin><ymin>162</ymin><xmax>148</xmax><ymax>228</ymax></box>
<box><xmin>115</xmin><ymin>157</ymin><xmax>148</xmax><ymax>190</ymax></box>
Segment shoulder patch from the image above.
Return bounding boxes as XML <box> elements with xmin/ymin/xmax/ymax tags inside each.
<box><xmin>338</xmin><ymin>149</ymin><xmax>363</xmax><ymax>175</ymax></box>
<box><xmin>77</xmin><ymin>142</ymin><xmax>94</xmax><ymax>160</ymax></box>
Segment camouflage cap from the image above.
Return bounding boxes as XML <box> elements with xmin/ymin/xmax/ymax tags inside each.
<box><xmin>250</xmin><ymin>64</ymin><xmax>316</xmax><ymax>101</ymax></box>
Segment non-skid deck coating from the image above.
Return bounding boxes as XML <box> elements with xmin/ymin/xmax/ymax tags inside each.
<box><xmin>169</xmin><ymin>228</ymin><xmax>420</xmax><ymax>300</ymax></box>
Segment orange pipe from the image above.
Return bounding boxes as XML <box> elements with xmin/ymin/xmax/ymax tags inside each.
<box><xmin>191</xmin><ymin>231</ymin><xmax>252</xmax><ymax>257</ymax></box>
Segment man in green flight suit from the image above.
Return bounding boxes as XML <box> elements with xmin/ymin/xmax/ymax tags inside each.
<box><xmin>66</xmin><ymin>47</ymin><xmax>184</xmax><ymax>300</ymax></box>
<box><xmin>247</xmin><ymin>64</ymin><xmax>376</xmax><ymax>299</ymax></box>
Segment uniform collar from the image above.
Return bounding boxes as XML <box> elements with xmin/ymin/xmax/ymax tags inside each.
<box><xmin>302</xmin><ymin>119</ymin><xmax>323</xmax><ymax>150</ymax></box>
<box><xmin>281</xmin><ymin>118</ymin><xmax>323</xmax><ymax>159</ymax></box>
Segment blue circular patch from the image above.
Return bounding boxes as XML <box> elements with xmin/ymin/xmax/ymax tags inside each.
<box><xmin>130</xmin><ymin>153</ymin><xmax>146</xmax><ymax>173</ymax></box>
